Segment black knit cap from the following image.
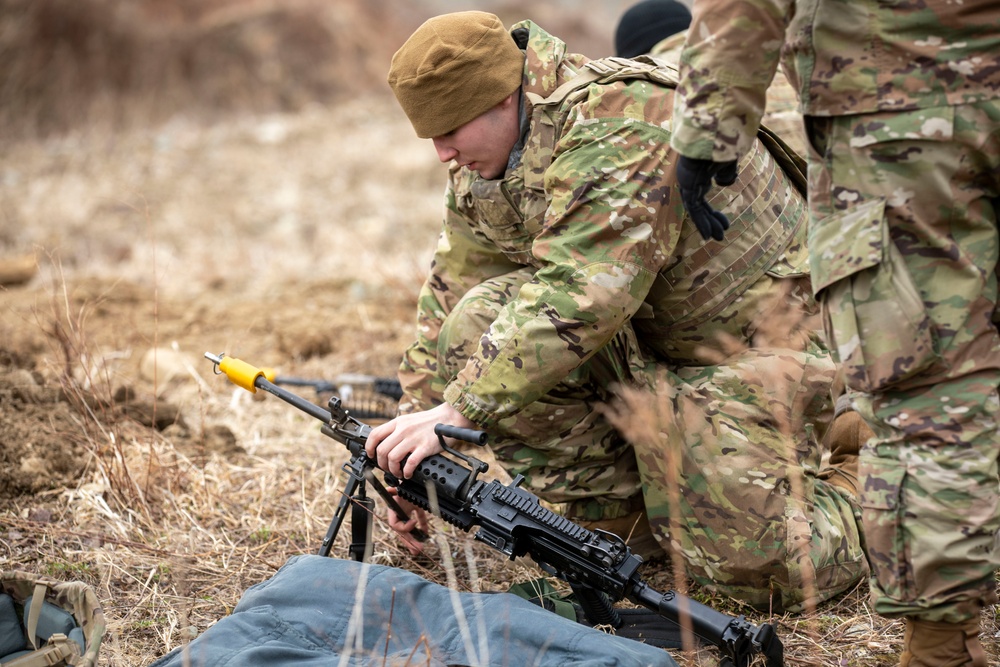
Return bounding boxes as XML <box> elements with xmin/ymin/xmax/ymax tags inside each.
<box><xmin>614</xmin><ymin>0</ymin><xmax>692</xmax><ymax>58</ymax></box>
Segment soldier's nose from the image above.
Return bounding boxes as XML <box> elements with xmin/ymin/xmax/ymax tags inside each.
<box><xmin>432</xmin><ymin>138</ymin><xmax>458</xmax><ymax>163</ymax></box>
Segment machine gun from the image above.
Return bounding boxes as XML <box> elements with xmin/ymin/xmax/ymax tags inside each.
<box><xmin>205</xmin><ymin>352</ymin><xmax>784</xmax><ymax>667</ymax></box>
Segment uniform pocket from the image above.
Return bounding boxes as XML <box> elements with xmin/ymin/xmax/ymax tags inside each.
<box><xmin>470</xmin><ymin>186</ymin><xmax>534</xmax><ymax>264</ymax></box>
<box><xmin>809</xmin><ymin>197</ymin><xmax>938</xmax><ymax>392</ymax></box>
<box><xmin>859</xmin><ymin>455</ymin><xmax>912</xmax><ymax>601</ymax></box>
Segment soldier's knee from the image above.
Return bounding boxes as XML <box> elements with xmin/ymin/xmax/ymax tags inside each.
<box><xmin>437</xmin><ymin>270</ymin><xmax>533</xmax><ymax>376</ymax></box>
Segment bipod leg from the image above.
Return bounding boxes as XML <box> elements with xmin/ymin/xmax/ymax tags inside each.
<box><xmin>362</xmin><ymin>469</ymin><xmax>429</xmax><ymax>544</ymax></box>
<box><xmin>349</xmin><ymin>481</ymin><xmax>375</xmax><ymax>562</ymax></box>
<box><xmin>318</xmin><ymin>464</ymin><xmax>365</xmax><ymax>557</ymax></box>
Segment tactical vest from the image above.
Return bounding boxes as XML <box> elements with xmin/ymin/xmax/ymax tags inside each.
<box><xmin>459</xmin><ymin>55</ymin><xmax>807</xmax><ymax>335</ymax></box>
<box><xmin>0</xmin><ymin>571</ymin><xmax>105</xmax><ymax>667</ymax></box>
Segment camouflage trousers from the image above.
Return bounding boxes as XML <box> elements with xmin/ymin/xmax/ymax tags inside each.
<box><xmin>805</xmin><ymin>100</ymin><xmax>1000</xmax><ymax>623</ymax></box>
<box><xmin>425</xmin><ymin>267</ymin><xmax>868</xmax><ymax>611</ymax></box>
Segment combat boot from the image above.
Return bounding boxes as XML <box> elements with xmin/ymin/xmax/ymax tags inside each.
<box><xmin>580</xmin><ymin>509</ymin><xmax>665</xmax><ymax>562</ymax></box>
<box><xmin>816</xmin><ymin>396</ymin><xmax>873</xmax><ymax>497</ymax></box>
<box><xmin>899</xmin><ymin>618</ymin><xmax>988</xmax><ymax>667</ymax></box>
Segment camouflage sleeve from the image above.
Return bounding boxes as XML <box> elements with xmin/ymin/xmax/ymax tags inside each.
<box><xmin>398</xmin><ymin>174</ymin><xmax>521</xmax><ymax>414</ymax></box>
<box><xmin>443</xmin><ymin>116</ymin><xmax>680</xmax><ymax>428</ymax></box>
<box><xmin>670</xmin><ymin>0</ymin><xmax>795</xmax><ymax>162</ymax></box>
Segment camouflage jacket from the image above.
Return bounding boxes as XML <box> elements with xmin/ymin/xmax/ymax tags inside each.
<box><xmin>670</xmin><ymin>0</ymin><xmax>1000</xmax><ymax>161</ymax></box>
<box><xmin>400</xmin><ymin>20</ymin><xmax>809</xmax><ymax>428</ymax></box>
<box><xmin>649</xmin><ymin>31</ymin><xmax>807</xmax><ymax>157</ymax></box>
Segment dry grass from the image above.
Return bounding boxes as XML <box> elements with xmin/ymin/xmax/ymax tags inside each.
<box><xmin>0</xmin><ymin>373</ymin><xmax>564</xmax><ymax>665</ymax></box>
<box><xmin>8</xmin><ymin>347</ymin><xmax>979</xmax><ymax>666</ymax></box>
<box><xmin>1</xmin><ymin>1</ymin><xmax>998</xmax><ymax>666</ymax></box>
<box><xmin>4</xmin><ymin>150</ymin><xmax>1000</xmax><ymax>667</ymax></box>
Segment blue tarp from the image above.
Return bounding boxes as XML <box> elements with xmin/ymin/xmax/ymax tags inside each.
<box><xmin>148</xmin><ymin>555</ymin><xmax>678</xmax><ymax>667</ymax></box>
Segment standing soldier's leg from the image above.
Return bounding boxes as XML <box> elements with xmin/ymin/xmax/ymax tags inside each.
<box><xmin>806</xmin><ymin>103</ymin><xmax>1000</xmax><ymax>665</ymax></box>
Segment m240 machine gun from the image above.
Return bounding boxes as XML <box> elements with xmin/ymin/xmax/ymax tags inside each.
<box><xmin>205</xmin><ymin>352</ymin><xmax>784</xmax><ymax>667</ymax></box>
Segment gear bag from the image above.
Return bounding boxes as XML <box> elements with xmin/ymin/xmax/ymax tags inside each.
<box><xmin>0</xmin><ymin>571</ymin><xmax>105</xmax><ymax>667</ymax></box>
<box><xmin>147</xmin><ymin>555</ymin><xmax>678</xmax><ymax>667</ymax></box>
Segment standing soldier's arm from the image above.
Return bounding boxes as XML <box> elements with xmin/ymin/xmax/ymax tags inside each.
<box><xmin>670</xmin><ymin>0</ymin><xmax>795</xmax><ymax>240</ymax></box>
<box><xmin>671</xmin><ymin>0</ymin><xmax>795</xmax><ymax>163</ymax></box>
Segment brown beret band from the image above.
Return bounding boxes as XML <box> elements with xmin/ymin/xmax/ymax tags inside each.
<box><xmin>387</xmin><ymin>11</ymin><xmax>525</xmax><ymax>138</ymax></box>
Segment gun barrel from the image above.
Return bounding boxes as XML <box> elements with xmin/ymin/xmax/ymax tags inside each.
<box><xmin>206</xmin><ymin>352</ymin><xmax>332</xmax><ymax>422</ymax></box>
<box><xmin>256</xmin><ymin>377</ymin><xmax>332</xmax><ymax>422</ymax></box>
<box><xmin>630</xmin><ymin>581</ymin><xmax>756</xmax><ymax>661</ymax></box>
<box><xmin>272</xmin><ymin>376</ymin><xmax>337</xmax><ymax>394</ymax></box>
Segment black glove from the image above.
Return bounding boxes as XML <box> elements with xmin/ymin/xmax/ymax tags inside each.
<box><xmin>675</xmin><ymin>155</ymin><xmax>739</xmax><ymax>242</ymax></box>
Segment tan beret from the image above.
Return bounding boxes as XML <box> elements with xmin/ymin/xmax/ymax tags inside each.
<box><xmin>387</xmin><ymin>11</ymin><xmax>524</xmax><ymax>138</ymax></box>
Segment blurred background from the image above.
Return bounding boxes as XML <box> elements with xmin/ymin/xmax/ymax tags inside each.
<box><xmin>0</xmin><ymin>0</ymin><xmax>672</xmax><ymax>514</ymax></box>
<box><xmin>0</xmin><ymin>0</ymin><xmax>661</xmax><ymax>299</ymax></box>
<box><xmin>0</xmin><ymin>0</ymin><xmax>650</xmax><ymax>140</ymax></box>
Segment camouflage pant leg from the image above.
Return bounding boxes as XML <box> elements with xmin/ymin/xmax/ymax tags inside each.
<box><xmin>630</xmin><ymin>341</ymin><xmax>868</xmax><ymax>611</ymax></box>
<box><xmin>806</xmin><ymin>102</ymin><xmax>1000</xmax><ymax>623</ymax></box>
<box><xmin>437</xmin><ymin>268</ymin><xmax>643</xmax><ymax>521</ymax></box>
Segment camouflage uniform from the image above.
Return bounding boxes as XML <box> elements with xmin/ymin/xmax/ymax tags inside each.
<box><xmin>648</xmin><ymin>31</ymin><xmax>808</xmax><ymax>157</ymax></box>
<box><xmin>671</xmin><ymin>0</ymin><xmax>1000</xmax><ymax>623</ymax></box>
<box><xmin>398</xmin><ymin>19</ymin><xmax>868</xmax><ymax>610</ymax></box>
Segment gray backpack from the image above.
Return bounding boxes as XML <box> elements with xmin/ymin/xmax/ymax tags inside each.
<box><xmin>0</xmin><ymin>571</ymin><xmax>105</xmax><ymax>666</ymax></box>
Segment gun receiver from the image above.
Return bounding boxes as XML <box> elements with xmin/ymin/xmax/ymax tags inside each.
<box><xmin>205</xmin><ymin>352</ymin><xmax>783</xmax><ymax>667</ymax></box>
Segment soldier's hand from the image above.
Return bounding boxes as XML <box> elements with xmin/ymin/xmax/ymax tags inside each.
<box><xmin>675</xmin><ymin>155</ymin><xmax>738</xmax><ymax>242</ymax></box>
<box><xmin>385</xmin><ymin>488</ymin><xmax>430</xmax><ymax>556</ymax></box>
<box><xmin>366</xmin><ymin>402</ymin><xmax>474</xmax><ymax>479</ymax></box>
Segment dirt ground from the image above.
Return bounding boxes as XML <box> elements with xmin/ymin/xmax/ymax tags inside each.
<box><xmin>0</xmin><ymin>66</ymin><xmax>564</xmax><ymax>667</ymax></box>
<box><xmin>0</xmin><ymin>95</ymin><xmax>438</xmax><ymax>498</ymax></box>
<box><xmin>1</xmin><ymin>2</ymin><xmax>997</xmax><ymax>666</ymax></box>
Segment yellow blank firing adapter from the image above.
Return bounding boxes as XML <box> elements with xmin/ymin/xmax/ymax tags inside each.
<box><xmin>204</xmin><ymin>352</ymin><xmax>275</xmax><ymax>393</ymax></box>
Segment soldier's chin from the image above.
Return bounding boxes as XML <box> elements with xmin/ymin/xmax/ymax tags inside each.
<box><xmin>476</xmin><ymin>164</ymin><xmax>503</xmax><ymax>180</ymax></box>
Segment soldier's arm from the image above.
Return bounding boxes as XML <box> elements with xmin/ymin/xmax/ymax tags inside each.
<box><xmin>670</xmin><ymin>0</ymin><xmax>795</xmax><ymax>163</ymax></box>
<box><xmin>443</xmin><ymin>116</ymin><xmax>675</xmax><ymax>428</ymax></box>
<box><xmin>398</xmin><ymin>169</ymin><xmax>521</xmax><ymax>414</ymax></box>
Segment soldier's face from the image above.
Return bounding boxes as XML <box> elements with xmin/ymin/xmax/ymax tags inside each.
<box><xmin>432</xmin><ymin>93</ymin><xmax>520</xmax><ymax>180</ymax></box>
